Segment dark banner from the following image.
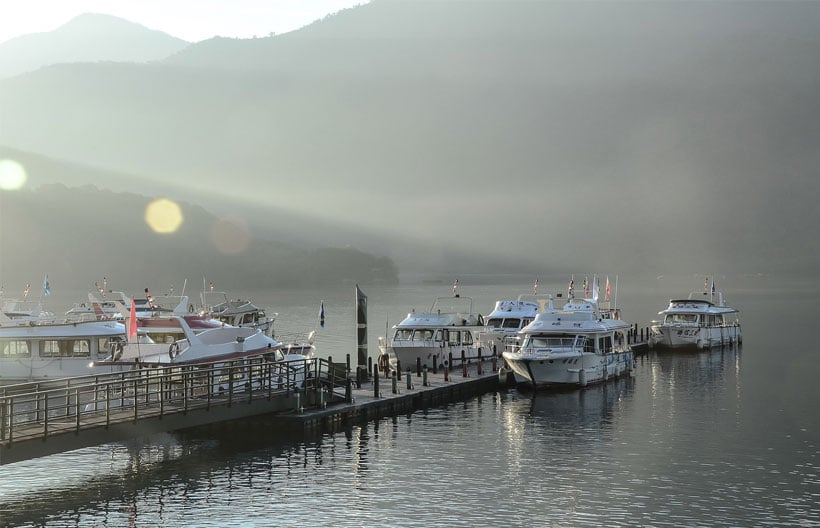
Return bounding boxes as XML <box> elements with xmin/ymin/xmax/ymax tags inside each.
<box><xmin>356</xmin><ymin>285</ymin><xmax>368</xmax><ymax>366</ymax></box>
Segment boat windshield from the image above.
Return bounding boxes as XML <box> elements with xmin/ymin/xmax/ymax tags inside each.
<box><xmin>524</xmin><ymin>335</ymin><xmax>586</xmax><ymax>349</ymax></box>
<box><xmin>486</xmin><ymin>318</ymin><xmax>522</xmax><ymax>330</ymax></box>
<box><xmin>664</xmin><ymin>314</ymin><xmax>698</xmax><ymax>324</ymax></box>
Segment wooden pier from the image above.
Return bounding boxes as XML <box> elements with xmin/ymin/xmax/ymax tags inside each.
<box><xmin>0</xmin><ymin>353</ymin><xmax>508</xmax><ymax>466</ymax></box>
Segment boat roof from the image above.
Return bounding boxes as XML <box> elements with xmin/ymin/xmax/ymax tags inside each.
<box><xmin>0</xmin><ymin>320</ymin><xmax>125</xmax><ymax>338</ymax></box>
<box><xmin>520</xmin><ymin>298</ymin><xmax>632</xmax><ymax>334</ymax></box>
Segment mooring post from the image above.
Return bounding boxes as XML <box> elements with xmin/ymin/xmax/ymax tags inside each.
<box><xmin>392</xmin><ymin>370</ymin><xmax>398</xmax><ymax>394</ymax></box>
<box><xmin>397</xmin><ymin>360</ymin><xmax>402</xmax><ymax>381</ymax></box>
<box><xmin>416</xmin><ymin>357</ymin><xmax>422</xmax><ymax>377</ymax></box>
<box><xmin>373</xmin><ymin>363</ymin><xmax>380</xmax><ymax>398</ymax></box>
<box><xmin>423</xmin><ymin>366</ymin><xmax>429</xmax><ymax>387</ymax></box>
<box><xmin>345</xmin><ymin>378</ymin><xmax>353</xmax><ymax>403</ymax></box>
<box><xmin>444</xmin><ymin>362</ymin><xmax>449</xmax><ymax>382</ymax></box>
<box><xmin>406</xmin><ymin>369</ymin><xmax>412</xmax><ymax>390</ymax></box>
<box><xmin>462</xmin><ymin>350</ymin><xmax>468</xmax><ymax>378</ymax></box>
<box><xmin>477</xmin><ymin>349</ymin><xmax>483</xmax><ymax>376</ymax></box>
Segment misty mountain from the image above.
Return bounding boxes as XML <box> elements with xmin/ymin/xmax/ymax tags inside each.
<box><xmin>1</xmin><ymin>0</ymin><xmax>819</xmax><ymax>279</ymax></box>
<box><xmin>0</xmin><ymin>13</ymin><xmax>189</xmax><ymax>78</ymax></box>
<box><xmin>0</xmin><ymin>183</ymin><xmax>398</xmax><ymax>290</ymax></box>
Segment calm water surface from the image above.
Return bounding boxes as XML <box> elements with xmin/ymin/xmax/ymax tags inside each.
<box><xmin>0</xmin><ymin>277</ymin><xmax>817</xmax><ymax>527</ymax></box>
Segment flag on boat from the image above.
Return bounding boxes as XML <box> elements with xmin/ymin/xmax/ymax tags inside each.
<box><xmin>43</xmin><ymin>274</ymin><xmax>51</xmax><ymax>296</ymax></box>
<box><xmin>568</xmin><ymin>276</ymin><xmax>574</xmax><ymax>297</ymax></box>
<box><xmin>319</xmin><ymin>300</ymin><xmax>325</xmax><ymax>328</ymax></box>
<box><xmin>23</xmin><ymin>283</ymin><xmax>30</xmax><ymax>298</ymax></box>
<box><xmin>605</xmin><ymin>276</ymin><xmax>611</xmax><ymax>301</ymax></box>
<box><xmin>592</xmin><ymin>275</ymin><xmax>599</xmax><ymax>302</ymax></box>
<box><xmin>711</xmin><ymin>279</ymin><xmax>716</xmax><ymax>295</ymax></box>
<box><xmin>583</xmin><ymin>276</ymin><xmax>590</xmax><ymax>298</ymax></box>
<box><xmin>453</xmin><ymin>278</ymin><xmax>459</xmax><ymax>296</ymax></box>
<box><xmin>533</xmin><ymin>278</ymin><xmax>539</xmax><ymax>295</ymax></box>
<box><xmin>128</xmin><ymin>297</ymin><xmax>138</xmax><ymax>339</ymax></box>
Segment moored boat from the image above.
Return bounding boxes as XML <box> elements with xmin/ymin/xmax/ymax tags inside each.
<box><xmin>649</xmin><ymin>279</ymin><xmax>742</xmax><ymax>349</ymax></box>
<box><xmin>502</xmin><ymin>293</ymin><xmax>634</xmax><ymax>389</ymax></box>
<box><xmin>379</xmin><ymin>289</ymin><xmax>490</xmax><ymax>371</ymax></box>
<box><xmin>0</xmin><ymin>316</ymin><xmax>127</xmax><ymax>381</ymax></box>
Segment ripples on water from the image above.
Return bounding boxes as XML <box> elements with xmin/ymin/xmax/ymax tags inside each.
<box><xmin>1</xmin><ymin>283</ymin><xmax>818</xmax><ymax>526</ymax></box>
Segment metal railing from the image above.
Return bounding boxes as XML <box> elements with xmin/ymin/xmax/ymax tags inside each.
<box><xmin>0</xmin><ymin>354</ymin><xmax>348</xmax><ymax>446</ymax></box>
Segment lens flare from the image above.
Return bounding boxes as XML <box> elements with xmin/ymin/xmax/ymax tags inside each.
<box><xmin>145</xmin><ymin>198</ymin><xmax>183</xmax><ymax>234</ymax></box>
<box><xmin>0</xmin><ymin>159</ymin><xmax>27</xmax><ymax>190</ymax></box>
<box><xmin>210</xmin><ymin>216</ymin><xmax>250</xmax><ymax>255</ymax></box>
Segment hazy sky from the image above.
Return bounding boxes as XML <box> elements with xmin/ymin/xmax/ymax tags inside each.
<box><xmin>0</xmin><ymin>0</ymin><xmax>368</xmax><ymax>43</ymax></box>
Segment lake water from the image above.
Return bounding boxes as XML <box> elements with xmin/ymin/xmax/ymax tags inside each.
<box><xmin>0</xmin><ymin>275</ymin><xmax>817</xmax><ymax>527</ymax></box>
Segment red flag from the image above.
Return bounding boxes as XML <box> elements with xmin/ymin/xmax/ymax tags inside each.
<box><xmin>605</xmin><ymin>276</ymin><xmax>611</xmax><ymax>301</ymax></box>
<box><xmin>128</xmin><ymin>297</ymin><xmax>138</xmax><ymax>339</ymax></box>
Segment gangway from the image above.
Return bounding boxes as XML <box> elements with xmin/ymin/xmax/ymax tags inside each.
<box><xmin>0</xmin><ymin>354</ymin><xmax>350</xmax><ymax>465</ymax></box>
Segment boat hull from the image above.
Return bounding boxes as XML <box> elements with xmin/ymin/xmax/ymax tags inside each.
<box><xmin>502</xmin><ymin>350</ymin><xmax>634</xmax><ymax>389</ymax></box>
<box><xmin>384</xmin><ymin>343</ymin><xmax>496</xmax><ymax>371</ymax></box>
<box><xmin>649</xmin><ymin>324</ymin><xmax>742</xmax><ymax>349</ymax></box>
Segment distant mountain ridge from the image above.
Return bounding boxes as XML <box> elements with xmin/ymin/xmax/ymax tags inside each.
<box><xmin>1</xmin><ymin>0</ymin><xmax>819</xmax><ymax>278</ymax></box>
<box><xmin>0</xmin><ymin>13</ymin><xmax>189</xmax><ymax>78</ymax></box>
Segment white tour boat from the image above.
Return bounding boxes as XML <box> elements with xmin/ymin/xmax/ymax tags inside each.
<box><xmin>0</xmin><ymin>314</ymin><xmax>127</xmax><ymax>381</ymax></box>
<box><xmin>649</xmin><ymin>282</ymin><xmax>742</xmax><ymax>349</ymax></box>
<box><xmin>502</xmin><ymin>295</ymin><xmax>634</xmax><ymax>389</ymax></box>
<box><xmin>479</xmin><ymin>294</ymin><xmax>552</xmax><ymax>356</ymax></box>
<box><xmin>379</xmin><ymin>294</ymin><xmax>489</xmax><ymax>371</ymax></box>
<box><xmin>199</xmin><ymin>289</ymin><xmax>275</xmax><ymax>336</ymax></box>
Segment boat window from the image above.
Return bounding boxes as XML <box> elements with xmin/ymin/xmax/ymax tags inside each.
<box><xmin>462</xmin><ymin>331</ymin><xmax>473</xmax><ymax>345</ymax></box>
<box><xmin>412</xmin><ymin>329</ymin><xmax>434</xmax><ymax>341</ymax></box>
<box><xmin>502</xmin><ymin>318</ymin><xmax>521</xmax><ymax>329</ymax></box>
<box><xmin>665</xmin><ymin>314</ymin><xmax>698</xmax><ymax>324</ymax></box>
<box><xmin>448</xmin><ymin>330</ymin><xmax>460</xmax><ymax>346</ymax></box>
<box><xmin>600</xmin><ymin>335</ymin><xmax>613</xmax><ymax>353</ymax></box>
<box><xmin>0</xmin><ymin>339</ymin><xmax>31</xmax><ymax>357</ymax></box>
<box><xmin>434</xmin><ymin>330</ymin><xmax>443</xmax><ymax>342</ymax></box>
<box><xmin>40</xmin><ymin>339</ymin><xmax>91</xmax><ymax>358</ymax></box>
<box><xmin>525</xmin><ymin>336</ymin><xmax>577</xmax><ymax>348</ymax></box>
<box><xmin>485</xmin><ymin>318</ymin><xmax>503</xmax><ymax>329</ymax></box>
<box><xmin>522</xmin><ymin>318</ymin><xmax>534</xmax><ymax>326</ymax></box>
<box><xmin>394</xmin><ymin>329</ymin><xmax>413</xmax><ymax>340</ymax></box>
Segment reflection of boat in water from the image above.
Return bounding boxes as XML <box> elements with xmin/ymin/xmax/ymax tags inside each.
<box><xmin>503</xmin><ymin>294</ymin><xmax>634</xmax><ymax>389</ymax></box>
<box><xmin>649</xmin><ymin>280</ymin><xmax>742</xmax><ymax>349</ymax></box>
<box><xmin>526</xmin><ymin>375</ymin><xmax>635</xmax><ymax>427</ymax></box>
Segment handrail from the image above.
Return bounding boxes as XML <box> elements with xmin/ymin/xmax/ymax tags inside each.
<box><xmin>0</xmin><ymin>354</ymin><xmax>350</xmax><ymax>447</ymax></box>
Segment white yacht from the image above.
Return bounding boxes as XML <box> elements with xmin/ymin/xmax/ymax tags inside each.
<box><xmin>0</xmin><ymin>315</ymin><xmax>126</xmax><ymax>381</ymax></box>
<box><xmin>380</xmin><ymin>294</ymin><xmax>489</xmax><ymax>370</ymax></box>
<box><xmin>502</xmin><ymin>295</ymin><xmax>634</xmax><ymax>389</ymax></box>
<box><xmin>649</xmin><ymin>282</ymin><xmax>742</xmax><ymax>349</ymax></box>
<box><xmin>479</xmin><ymin>295</ymin><xmax>551</xmax><ymax>356</ymax></box>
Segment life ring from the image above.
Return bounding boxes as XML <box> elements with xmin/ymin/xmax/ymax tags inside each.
<box><xmin>189</xmin><ymin>304</ymin><xmax>195</xmax><ymax>313</ymax></box>
<box><xmin>169</xmin><ymin>342</ymin><xmax>180</xmax><ymax>359</ymax></box>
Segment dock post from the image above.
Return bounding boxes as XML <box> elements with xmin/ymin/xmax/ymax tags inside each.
<box><xmin>406</xmin><ymin>369</ymin><xmax>412</xmax><ymax>390</ymax></box>
<box><xmin>346</xmin><ymin>353</ymin><xmax>351</xmax><ymax>376</ymax></box>
<box><xmin>432</xmin><ymin>354</ymin><xmax>437</xmax><ymax>374</ymax></box>
<box><xmin>392</xmin><ymin>371</ymin><xmax>398</xmax><ymax>394</ymax></box>
<box><xmin>443</xmin><ymin>363</ymin><xmax>449</xmax><ymax>382</ymax></box>
<box><xmin>423</xmin><ymin>366</ymin><xmax>429</xmax><ymax>387</ymax></box>
<box><xmin>492</xmin><ymin>355</ymin><xmax>497</xmax><ymax>372</ymax></box>
<box><xmin>373</xmin><ymin>364</ymin><xmax>380</xmax><ymax>398</ymax></box>
<box><xmin>397</xmin><ymin>361</ymin><xmax>402</xmax><ymax>381</ymax></box>
<box><xmin>477</xmin><ymin>349</ymin><xmax>483</xmax><ymax>376</ymax></box>
<box><xmin>367</xmin><ymin>356</ymin><xmax>372</xmax><ymax>377</ymax></box>
<box><xmin>417</xmin><ymin>357</ymin><xmax>422</xmax><ymax>377</ymax></box>
<box><xmin>345</xmin><ymin>378</ymin><xmax>353</xmax><ymax>403</ymax></box>
<box><xmin>462</xmin><ymin>350</ymin><xmax>468</xmax><ymax>378</ymax></box>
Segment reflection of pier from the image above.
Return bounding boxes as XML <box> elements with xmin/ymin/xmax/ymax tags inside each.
<box><xmin>0</xmin><ymin>355</ymin><xmax>347</xmax><ymax>465</ymax></box>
